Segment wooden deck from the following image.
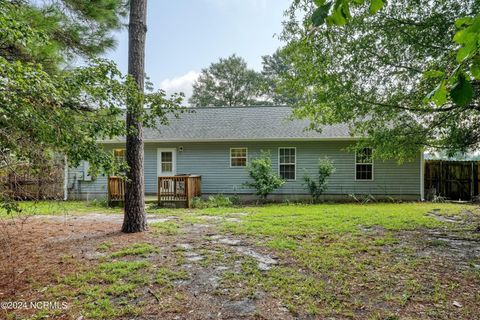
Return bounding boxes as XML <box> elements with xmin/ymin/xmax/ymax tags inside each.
<box><xmin>157</xmin><ymin>175</ymin><xmax>201</xmax><ymax>208</ymax></box>
<box><xmin>107</xmin><ymin>175</ymin><xmax>201</xmax><ymax>208</ymax></box>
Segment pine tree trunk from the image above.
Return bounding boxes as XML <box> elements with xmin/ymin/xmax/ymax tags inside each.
<box><xmin>122</xmin><ymin>0</ymin><xmax>148</xmax><ymax>233</ymax></box>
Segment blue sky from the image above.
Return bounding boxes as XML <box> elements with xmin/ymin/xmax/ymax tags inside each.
<box><xmin>103</xmin><ymin>0</ymin><xmax>291</xmax><ymax>99</ymax></box>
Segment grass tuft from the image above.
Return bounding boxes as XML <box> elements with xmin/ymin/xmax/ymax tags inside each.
<box><xmin>155</xmin><ymin>267</ymin><xmax>189</xmax><ymax>288</ymax></box>
<box><xmin>150</xmin><ymin>221</ymin><xmax>180</xmax><ymax>235</ymax></box>
<box><xmin>110</xmin><ymin>243</ymin><xmax>158</xmax><ymax>258</ymax></box>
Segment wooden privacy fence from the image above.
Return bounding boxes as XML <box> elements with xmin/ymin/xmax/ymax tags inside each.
<box><xmin>425</xmin><ymin>160</ymin><xmax>480</xmax><ymax>201</ymax></box>
<box><xmin>0</xmin><ymin>161</ymin><xmax>65</xmax><ymax>200</ymax></box>
<box><xmin>158</xmin><ymin>175</ymin><xmax>201</xmax><ymax>208</ymax></box>
<box><xmin>107</xmin><ymin>176</ymin><xmax>125</xmax><ymax>206</ymax></box>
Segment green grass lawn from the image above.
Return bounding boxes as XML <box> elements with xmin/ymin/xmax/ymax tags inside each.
<box><xmin>223</xmin><ymin>202</ymin><xmax>471</xmax><ymax>234</ymax></box>
<box><xmin>2</xmin><ymin>201</ymin><xmax>479</xmax><ymax>319</ymax></box>
<box><xmin>0</xmin><ymin>200</ymin><xmax>122</xmax><ymax>218</ymax></box>
<box><xmin>207</xmin><ymin>203</ymin><xmax>479</xmax><ymax>317</ymax></box>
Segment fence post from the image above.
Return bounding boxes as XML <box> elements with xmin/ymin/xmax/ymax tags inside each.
<box><xmin>107</xmin><ymin>177</ymin><xmax>112</xmax><ymax>206</ymax></box>
<box><xmin>185</xmin><ymin>177</ymin><xmax>190</xmax><ymax>208</ymax></box>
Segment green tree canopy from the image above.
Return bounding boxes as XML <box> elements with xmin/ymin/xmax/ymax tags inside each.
<box><xmin>0</xmin><ymin>0</ymin><xmax>182</xmax><ymax>177</ymax></box>
<box><xmin>278</xmin><ymin>0</ymin><xmax>480</xmax><ymax>160</ymax></box>
<box><xmin>1</xmin><ymin>0</ymin><xmax>127</xmax><ymax>72</ymax></box>
<box><xmin>189</xmin><ymin>54</ymin><xmax>268</xmax><ymax>107</ymax></box>
<box><xmin>261</xmin><ymin>49</ymin><xmax>297</xmax><ymax>105</ymax></box>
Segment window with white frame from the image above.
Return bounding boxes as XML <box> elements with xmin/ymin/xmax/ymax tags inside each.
<box><xmin>113</xmin><ymin>148</ymin><xmax>126</xmax><ymax>174</ymax></box>
<box><xmin>355</xmin><ymin>147</ymin><xmax>373</xmax><ymax>180</ymax></box>
<box><xmin>113</xmin><ymin>149</ymin><xmax>126</xmax><ymax>164</ymax></box>
<box><xmin>230</xmin><ymin>148</ymin><xmax>247</xmax><ymax>167</ymax></box>
<box><xmin>279</xmin><ymin>147</ymin><xmax>296</xmax><ymax>180</ymax></box>
<box><xmin>160</xmin><ymin>151</ymin><xmax>173</xmax><ymax>173</ymax></box>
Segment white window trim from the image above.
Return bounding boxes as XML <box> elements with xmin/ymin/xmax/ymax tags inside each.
<box><xmin>230</xmin><ymin>147</ymin><xmax>248</xmax><ymax>168</ymax></box>
<box><xmin>278</xmin><ymin>147</ymin><xmax>296</xmax><ymax>181</ymax></box>
<box><xmin>112</xmin><ymin>148</ymin><xmax>127</xmax><ymax>176</ymax></box>
<box><xmin>157</xmin><ymin>148</ymin><xmax>176</xmax><ymax>176</ymax></box>
<box><xmin>113</xmin><ymin>148</ymin><xmax>126</xmax><ymax>161</ymax></box>
<box><xmin>354</xmin><ymin>148</ymin><xmax>374</xmax><ymax>181</ymax></box>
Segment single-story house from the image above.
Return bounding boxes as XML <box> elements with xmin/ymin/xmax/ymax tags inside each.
<box><xmin>67</xmin><ymin>106</ymin><xmax>424</xmax><ymax>201</ymax></box>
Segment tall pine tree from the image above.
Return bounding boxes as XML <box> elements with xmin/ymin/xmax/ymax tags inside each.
<box><xmin>0</xmin><ymin>0</ymin><xmax>129</xmax><ymax>171</ymax></box>
<box><xmin>122</xmin><ymin>0</ymin><xmax>148</xmax><ymax>232</ymax></box>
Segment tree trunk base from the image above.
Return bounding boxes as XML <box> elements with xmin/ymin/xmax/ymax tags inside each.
<box><xmin>121</xmin><ymin>213</ymin><xmax>147</xmax><ymax>233</ymax></box>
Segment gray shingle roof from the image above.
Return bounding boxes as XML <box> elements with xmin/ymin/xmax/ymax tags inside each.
<box><xmin>110</xmin><ymin>106</ymin><xmax>353</xmax><ymax>142</ymax></box>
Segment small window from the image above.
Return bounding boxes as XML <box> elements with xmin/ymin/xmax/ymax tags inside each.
<box><xmin>113</xmin><ymin>149</ymin><xmax>126</xmax><ymax>163</ymax></box>
<box><xmin>161</xmin><ymin>151</ymin><xmax>173</xmax><ymax>173</ymax></box>
<box><xmin>356</xmin><ymin>147</ymin><xmax>373</xmax><ymax>180</ymax></box>
<box><xmin>230</xmin><ymin>148</ymin><xmax>247</xmax><ymax>167</ymax></box>
<box><xmin>113</xmin><ymin>148</ymin><xmax>126</xmax><ymax>174</ymax></box>
<box><xmin>279</xmin><ymin>147</ymin><xmax>296</xmax><ymax>180</ymax></box>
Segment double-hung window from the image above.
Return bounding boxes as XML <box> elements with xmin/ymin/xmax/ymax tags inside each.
<box><xmin>279</xmin><ymin>147</ymin><xmax>296</xmax><ymax>180</ymax></box>
<box><xmin>355</xmin><ymin>147</ymin><xmax>373</xmax><ymax>180</ymax></box>
<box><xmin>160</xmin><ymin>152</ymin><xmax>173</xmax><ymax>173</ymax></box>
<box><xmin>230</xmin><ymin>148</ymin><xmax>247</xmax><ymax>167</ymax></box>
<box><xmin>113</xmin><ymin>148</ymin><xmax>126</xmax><ymax>174</ymax></box>
<box><xmin>113</xmin><ymin>149</ymin><xmax>126</xmax><ymax>164</ymax></box>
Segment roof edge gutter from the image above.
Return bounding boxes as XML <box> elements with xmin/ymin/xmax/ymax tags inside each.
<box><xmin>98</xmin><ymin>137</ymin><xmax>360</xmax><ymax>144</ymax></box>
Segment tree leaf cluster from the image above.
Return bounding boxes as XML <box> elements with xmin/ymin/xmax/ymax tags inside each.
<box><xmin>189</xmin><ymin>54</ymin><xmax>268</xmax><ymax>107</ymax></box>
<box><xmin>279</xmin><ymin>0</ymin><xmax>480</xmax><ymax>159</ymax></box>
<box><xmin>0</xmin><ymin>1</ymin><xmax>183</xmax><ymax>177</ymax></box>
<box><xmin>189</xmin><ymin>53</ymin><xmax>295</xmax><ymax>107</ymax></box>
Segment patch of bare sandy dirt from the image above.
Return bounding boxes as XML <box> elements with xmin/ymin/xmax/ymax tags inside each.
<box><xmin>1</xmin><ymin>209</ymin><xmax>480</xmax><ymax>319</ymax></box>
<box><xmin>0</xmin><ymin>213</ymin><xmax>290</xmax><ymax>319</ymax></box>
<box><xmin>1</xmin><ymin>214</ymin><xmax>118</xmax><ymax>294</ymax></box>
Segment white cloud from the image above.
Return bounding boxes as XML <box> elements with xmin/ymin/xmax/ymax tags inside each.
<box><xmin>159</xmin><ymin>71</ymin><xmax>200</xmax><ymax>101</ymax></box>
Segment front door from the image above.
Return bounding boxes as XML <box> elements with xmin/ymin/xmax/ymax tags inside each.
<box><xmin>157</xmin><ymin>148</ymin><xmax>176</xmax><ymax>176</ymax></box>
<box><xmin>157</xmin><ymin>148</ymin><xmax>177</xmax><ymax>194</ymax></box>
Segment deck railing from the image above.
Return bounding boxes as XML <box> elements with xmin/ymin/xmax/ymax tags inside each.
<box><xmin>158</xmin><ymin>175</ymin><xmax>201</xmax><ymax>208</ymax></box>
<box><xmin>107</xmin><ymin>176</ymin><xmax>125</xmax><ymax>205</ymax></box>
<box><xmin>107</xmin><ymin>175</ymin><xmax>201</xmax><ymax>207</ymax></box>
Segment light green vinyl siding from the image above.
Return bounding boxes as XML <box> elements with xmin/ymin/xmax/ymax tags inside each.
<box><xmin>68</xmin><ymin>141</ymin><xmax>421</xmax><ymax>198</ymax></box>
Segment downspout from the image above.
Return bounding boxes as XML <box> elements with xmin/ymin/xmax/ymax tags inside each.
<box><xmin>420</xmin><ymin>151</ymin><xmax>425</xmax><ymax>201</ymax></box>
<box><xmin>64</xmin><ymin>155</ymin><xmax>68</xmax><ymax>201</ymax></box>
